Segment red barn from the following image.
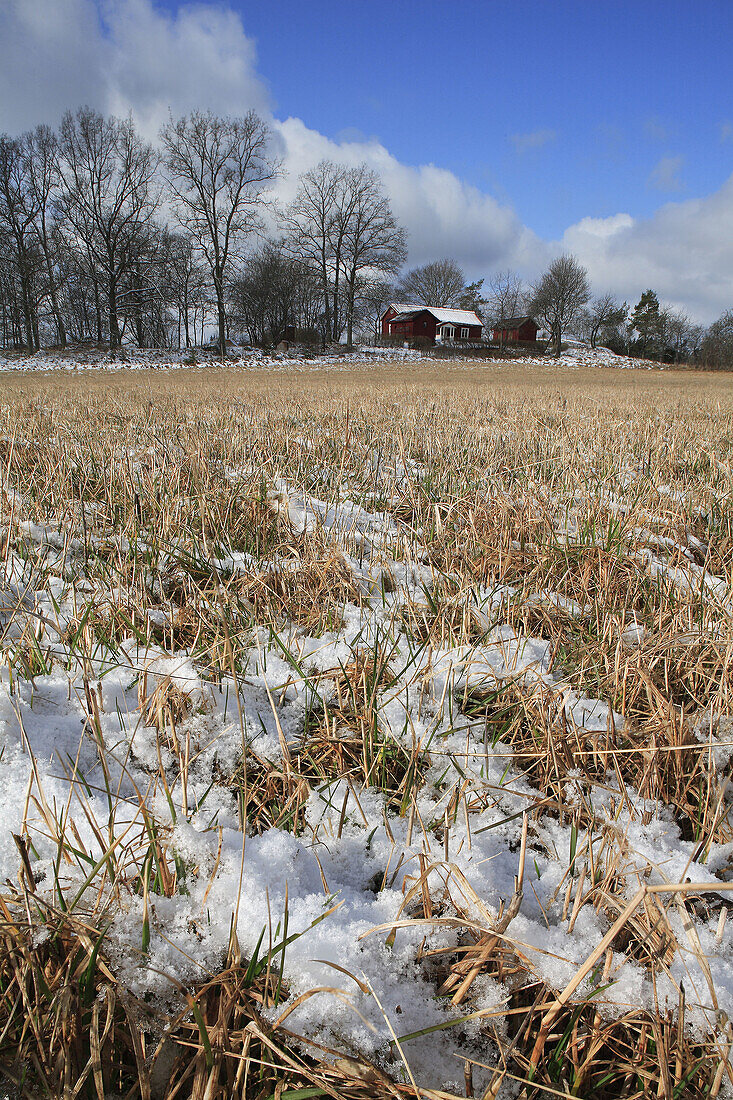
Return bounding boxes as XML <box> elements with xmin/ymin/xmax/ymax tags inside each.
<box><xmin>491</xmin><ymin>316</ymin><xmax>539</xmax><ymax>343</ymax></box>
<box><xmin>381</xmin><ymin>303</ymin><xmax>483</xmax><ymax>343</ymax></box>
<box><xmin>381</xmin><ymin>302</ymin><xmax>423</xmax><ymax>335</ymax></box>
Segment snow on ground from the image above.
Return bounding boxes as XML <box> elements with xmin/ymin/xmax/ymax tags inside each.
<box><xmin>1</xmin><ymin>387</ymin><xmax>732</xmax><ymax>1093</ymax></box>
<box><xmin>0</xmin><ymin>342</ymin><xmax>664</xmax><ymax>373</ymax></box>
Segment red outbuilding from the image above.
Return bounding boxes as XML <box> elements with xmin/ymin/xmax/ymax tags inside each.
<box><xmin>491</xmin><ymin>316</ymin><xmax>539</xmax><ymax>343</ymax></box>
<box><xmin>381</xmin><ymin>303</ymin><xmax>483</xmax><ymax>343</ymax></box>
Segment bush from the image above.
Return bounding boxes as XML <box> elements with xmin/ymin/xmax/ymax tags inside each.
<box><xmin>377</xmin><ymin>334</ymin><xmax>434</xmax><ymax>350</ymax></box>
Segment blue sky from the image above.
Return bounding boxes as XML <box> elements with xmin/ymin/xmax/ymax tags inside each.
<box><xmin>154</xmin><ymin>0</ymin><xmax>733</xmax><ymax>239</ymax></box>
<box><xmin>2</xmin><ymin>0</ymin><xmax>733</xmax><ymax>320</ymax></box>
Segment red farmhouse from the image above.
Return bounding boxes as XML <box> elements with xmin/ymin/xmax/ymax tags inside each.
<box><xmin>381</xmin><ymin>302</ymin><xmax>483</xmax><ymax>343</ymax></box>
<box><xmin>491</xmin><ymin>316</ymin><xmax>539</xmax><ymax>343</ymax></box>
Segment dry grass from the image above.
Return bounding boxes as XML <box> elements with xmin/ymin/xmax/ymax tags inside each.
<box><xmin>2</xmin><ymin>360</ymin><xmax>733</xmax><ymax>1098</ymax></box>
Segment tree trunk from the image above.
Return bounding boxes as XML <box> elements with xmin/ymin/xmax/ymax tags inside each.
<box><xmin>320</xmin><ymin>259</ymin><xmax>331</xmax><ymax>346</ymax></box>
<box><xmin>183</xmin><ymin>283</ymin><xmax>191</xmax><ymax>347</ymax></box>
<box><xmin>40</xmin><ymin>233</ymin><xmax>66</xmax><ymax>347</ymax></box>
<box><xmin>108</xmin><ymin>280</ymin><xmax>121</xmax><ymax>353</ymax></box>
<box><xmin>135</xmin><ymin>303</ymin><xmax>145</xmax><ymax>348</ymax></box>
<box><xmin>215</xmin><ymin>283</ymin><xmax>226</xmax><ymax>358</ymax></box>
<box><xmin>346</xmin><ymin>288</ymin><xmax>353</xmax><ymax>350</ymax></box>
<box><xmin>49</xmin><ymin>277</ymin><xmax>66</xmax><ymax>347</ymax></box>
<box><xmin>92</xmin><ymin>276</ymin><xmax>103</xmax><ymax>343</ymax></box>
<box><xmin>20</xmin><ymin>278</ymin><xmax>34</xmax><ymax>350</ymax></box>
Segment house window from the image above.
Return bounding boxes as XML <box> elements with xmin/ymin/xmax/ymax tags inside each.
<box><xmin>460</xmin><ymin>327</ymin><xmax>469</xmax><ymax>339</ymax></box>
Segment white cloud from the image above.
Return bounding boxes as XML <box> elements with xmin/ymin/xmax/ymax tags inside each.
<box><xmin>0</xmin><ymin>0</ymin><xmax>535</xmax><ymax>278</ymax></box>
<box><xmin>562</xmin><ymin>180</ymin><xmax>733</xmax><ymax>321</ymax></box>
<box><xmin>102</xmin><ymin>0</ymin><xmax>271</xmax><ymax>139</ymax></box>
<box><xmin>0</xmin><ymin>0</ymin><xmax>108</xmax><ymax>133</ymax></box>
<box><xmin>273</xmin><ymin>117</ymin><xmax>541</xmax><ymax>273</ymax></box>
<box><xmin>648</xmin><ymin>155</ymin><xmax>684</xmax><ymax>192</ymax></box>
<box><xmin>0</xmin><ymin>0</ymin><xmax>271</xmax><ymax>140</ymax></box>
<box><xmin>0</xmin><ymin>0</ymin><xmax>731</xmax><ymax>323</ymax></box>
<box><xmin>510</xmin><ymin>128</ymin><xmax>556</xmax><ymax>153</ymax></box>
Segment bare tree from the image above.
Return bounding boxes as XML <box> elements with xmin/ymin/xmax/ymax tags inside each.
<box><xmin>340</xmin><ymin>165</ymin><xmax>407</xmax><ymax>347</ymax></box>
<box><xmin>24</xmin><ymin>126</ymin><xmax>67</xmax><ymax>346</ymax></box>
<box><xmin>700</xmin><ymin>311</ymin><xmax>733</xmax><ymax>369</ymax></box>
<box><xmin>359</xmin><ymin>278</ymin><xmax>397</xmax><ymax>342</ymax></box>
<box><xmin>164</xmin><ymin>233</ymin><xmax>210</xmax><ymax>349</ymax></box>
<box><xmin>0</xmin><ymin>223</ymin><xmax>30</xmax><ymax>347</ymax></box>
<box><xmin>661</xmin><ymin>308</ymin><xmax>700</xmax><ymax>362</ymax></box>
<box><xmin>282</xmin><ymin>161</ymin><xmax>347</xmax><ymax>344</ymax></box>
<box><xmin>530</xmin><ymin>254</ymin><xmax>590</xmax><ymax>356</ymax></box>
<box><xmin>229</xmin><ymin>242</ymin><xmax>311</xmax><ymax>346</ymax></box>
<box><xmin>56</xmin><ymin>107</ymin><xmax>160</xmax><ymax>353</ymax></box>
<box><xmin>161</xmin><ymin>110</ymin><xmax>278</xmax><ymax>358</ymax></box>
<box><xmin>396</xmin><ymin>258</ymin><xmax>465</xmax><ymax>306</ymax></box>
<box><xmin>0</xmin><ymin>134</ymin><xmax>41</xmax><ymax>349</ymax></box>
<box><xmin>582</xmin><ymin>293</ymin><xmax>628</xmax><ymax>349</ymax></box>
<box><xmin>488</xmin><ymin>270</ymin><xmax>526</xmax><ymax>348</ymax></box>
<box><xmin>283</xmin><ymin>161</ymin><xmax>405</xmax><ymax>346</ymax></box>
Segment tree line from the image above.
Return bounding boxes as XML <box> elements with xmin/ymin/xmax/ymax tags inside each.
<box><xmin>1</xmin><ymin>106</ymin><xmax>731</xmax><ymax>366</ymax></box>
<box><xmin>399</xmin><ymin>254</ymin><xmax>729</xmax><ymax>366</ymax></box>
<box><xmin>0</xmin><ymin>108</ymin><xmax>407</xmax><ymax>357</ymax></box>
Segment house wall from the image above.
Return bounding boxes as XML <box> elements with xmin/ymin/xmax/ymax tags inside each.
<box><xmin>492</xmin><ymin>321</ymin><xmax>538</xmax><ymax>342</ymax></box>
<box><xmin>438</xmin><ymin>323</ymin><xmax>482</xmax><ymax>341</ymax></box>
<box><xmin>381</xmin><ymin>308</ymin><xmax>397</xmax><ymax>335</ymax></box>
<box><xmin>385</xmin><ymin>309</ymin><xmax>483</xmax><ymax>343</ymax></box>
<box><xmin>389</xmin><ymin>311</ymin><xmax>437</xmax><ymax>340</ymax></box>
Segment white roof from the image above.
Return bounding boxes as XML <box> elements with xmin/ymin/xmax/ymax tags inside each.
<box><xmin>387</xmin><ymin>303</ymin><xmax>482</xmax><ymax>327</ymax></box>
<box><xmin>386</xmin><ymin>302</ymin><xmax>423</xmax><ymax>315</ymax></box>
<box><xmin>428</xmin><ymin>308</ymin><xmax>482</xmax><ymax>327</ymax></box>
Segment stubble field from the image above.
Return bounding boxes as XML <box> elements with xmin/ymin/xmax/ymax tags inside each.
<box><xmin>2</xmin><ymin>360</ymin><xmax>733</xmax><ymax>1099</ymax></box>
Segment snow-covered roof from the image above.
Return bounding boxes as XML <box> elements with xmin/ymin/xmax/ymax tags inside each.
<box><xmin>429</xmin><ymin>308</ymin><xmax>483</xmax><ymax>327</ymax></box>
<box><xmin>390</xmin><ymin>306</ymin><xmax>482</xmax><ymax>327</ymax></box>
<box><xmin>385</xmin><ymin>302</ymin><xmax>423</xmax><ymax>316</ymax></box>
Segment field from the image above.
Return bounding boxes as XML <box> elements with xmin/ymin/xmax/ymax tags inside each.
<box><xmin>1</xmin><ymin>358</ymin><xmax>733</xmax><ymax>1099</ymax></box>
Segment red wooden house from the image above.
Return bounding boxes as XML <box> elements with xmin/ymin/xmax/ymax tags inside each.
<box><xmin>381</xmin><ymin>303</ymin><xmax>483</xmax><ymax>343</ymax></box>
<box><xmin>381</xmin><ymin>303</ymin><xmax>421</xmax><ymax>335</ymax></box>
<box><xmin>491</xmin><ymin>316</ymin><xmax>539</xmax><ymax>343</ymax></box>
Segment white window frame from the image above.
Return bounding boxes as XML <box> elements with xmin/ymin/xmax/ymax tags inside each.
<box><xmin>460</xmin><ymin>327</ymin><xmax>469</xmax><ymax>339</ymax></box>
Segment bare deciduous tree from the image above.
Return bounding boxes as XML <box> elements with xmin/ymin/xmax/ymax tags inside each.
<box><xmin>283</xmin><ymin>160</ymin><xmax>406</xmax><ymax>345</ymax></box>
<box><xmin>282</xmin><ymin>160</ymin><xmax>347</xmax><ymax>344</ymax></box>
<box><xmin>24</xmin><ymin>125</ymin><xmax>66</xmax><ymax>346</ymax></box>
<box><xmin>161</xmin><ymin>109</ymin><xmax>279</xmax><ymax>357</ymax></box>
<box><xmin>340</xmin><ymin>166</ymin><xmax>406</xmax><ymax>347</ymax></box>
<box><xmin>396</xmin><ymin>258</ymin><xmax>465</xmax><ymax>307</ymax></box>
<box><xmin>700</xmin><ymin>311</ymin><xmax>733</xmax><ymax>369</ymax></box>
<box><xmin>57</xmin><ymin>107</ymin><xmax>160</xmax><ymax>353</ymax></box>
<box><xmin>0</xmin><ymin>134</ymin><xmax>41</xmax><ymax>349</ymax></box>
<box><xmin>581</xmin><ymin>293</ymin><xmax>628</xmax><ymax>349</ymax></box>
<box><xmin>488</xmin><ymin>270</ymin><xmax>526</xmax><ymax>348</ymax></box>
<box><xmin>530</xmin><ymin>254</ymin><xmax>590</xmax><ymax>356</ymax></box>
<box><xmin>164</xmin><ymin>233</ymin><xmax>210</xmax><ymax>349</ymax></box>
<box><xmin>229</xmin><ymin>242</ymin><xmax>315</xmax><ymax>346</ymax></box>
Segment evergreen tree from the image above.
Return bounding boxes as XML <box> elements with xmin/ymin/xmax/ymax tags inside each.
<box><xmin>457</xmin><ymin>278</ymin><xmax>487</xmax><ymax>319</ymax></box>
<box><xmin>630</xmin><ymin>290</ymin><xmax>662</xmax><ymax>358</ymax></box>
